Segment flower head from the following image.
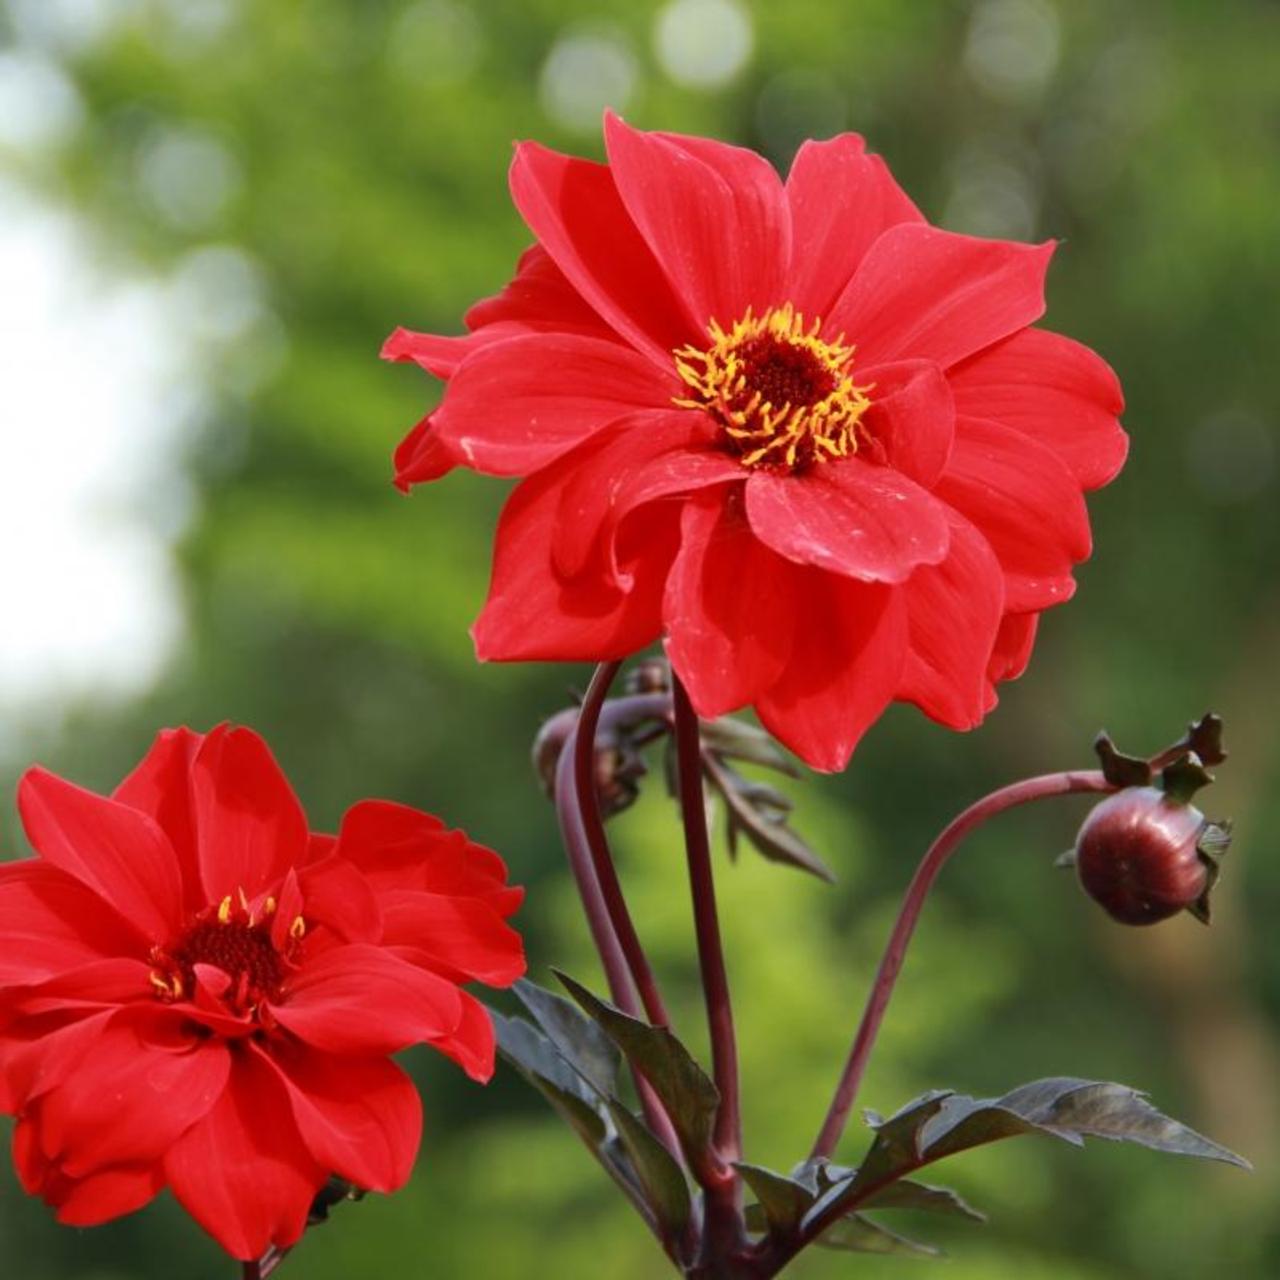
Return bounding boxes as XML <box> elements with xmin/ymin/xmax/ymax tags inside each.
<box><xmin>385</xmin><ymin>115</ymin><xmax>1128</xmax><ymax>771</ymax></box>
<box><xmin>0</xmin><ymin>725</ymin><xmax>524</xmax><ymax>1260</ymax></box>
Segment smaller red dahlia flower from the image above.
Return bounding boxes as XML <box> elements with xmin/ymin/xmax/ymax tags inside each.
<box><xmin>0</xmin><ymin>725</ymin><xmax>524</xmax><ymax>1261</ymax></box>
<box><xmin>385</xmin><ymin>114</ymin><xmax>1128</xmax><ymax>771</ymax></box>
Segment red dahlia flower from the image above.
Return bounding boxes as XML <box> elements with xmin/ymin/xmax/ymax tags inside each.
<box><xmin>385</xmin><ymin>115</ymin><xmax>1128</xmax><ymax>771</ymax></box>
<box><xmin>0</xmin><ymin>725</ymin><xmax>523</xmax><ymax>1260</ymax></box>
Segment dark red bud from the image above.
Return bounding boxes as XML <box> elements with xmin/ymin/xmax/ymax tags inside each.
<box><xmin>1074</xmin><ymin>787</ymin><xmax>1214</xmax><ymax>926</ymax></box>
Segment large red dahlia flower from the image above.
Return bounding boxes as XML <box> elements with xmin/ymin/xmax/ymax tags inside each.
<box><xmin>386</xmin><ymin>115</ymin><xmax>1127</xmax><ymax>771</ymax></box>
<box><xmin>0</xmin><ymin>725</ymin><xmax>523</xmax><ymax>1260</ymax></box>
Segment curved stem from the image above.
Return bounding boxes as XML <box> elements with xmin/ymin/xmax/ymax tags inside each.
<box><xmin>242</xmin><ymin>1262</ymin><xmax>262</xmax><ymax>1280</ymax></box>
<box><xmin>574</xmin><ymin>663</ymin><xmax>674</xmax><ymax>1031</ymax></box>
<box><xmin>809</xmin><ymin>768</ymin><xmax>1113</xmax><ymax>1163</ymax></box>
<box><xmin>554</xmin><ymin>731</ymin><xmax>684</xmax><ymax>1164</ymax></box>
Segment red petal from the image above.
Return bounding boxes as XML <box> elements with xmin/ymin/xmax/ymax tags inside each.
<box><xmin>112</xmin><ymin>727</ymin><xmax>205</xmax><ymax>915</ymax></box>
<box><xmin>551</xmin><ymin>409</ymin><xmax>741</xmax><ymax>580</ymax></box>
<box><xmin>897</xmin><ymin>512</ymin><xmax>1006</xmax><ymax>730</ymax></box>
<box><xmin>266</xmin><ymin>1042</ymin><xmax>421</xmax><ymax>1192</ymax></box>
<box><xmin>464</xmin><ymin>243</ymin><xmax>614</xmax><ymax>338</ymax></box>
<box><xmin>785</xmin><ymin>133</ymin><xmax>923</xmax><ymax>320</ymax></box>
<box><xmin>988</xmin><ymin>612</ymin><xmax>1040</xmax><ymax>684</ymax></box>
<box><xmin>757</xmin><ymin>576</ymin><xmax>909</xmax><ymax>772</ymax></box>
<box><xmin>471</xmin><ymin>469</ymin><xmax>675</xmax><ymax>662</ymax></box>
<box><xmin>663</xmin><ymin>491</ymin><xmax>796</xmax><ymax>718</ymax></box>
<box><xmin>0</xmin><ymin>862</ymin><xmax>147</xmax><ymax>984</ymax></box>
<box><xmin>273</xmin><ymin>943</ymin><xmax>463</xmax><ymax>1055</ymax></box>
<box><xmin>948</xmin><ymin>326</ymin><xmax>1128</xmax><ymax>490</ymax></box>
<box><xmin>295</xmin><ymin>854</ymin><xmax>382</xmax><ymax>944</ymax></box>
<box><xmin>604</xmin><ymin>113</ymin><xmax>790</xmax><ymax>331</ymax></box>
<box><xmin>37</xmin><ymin>1014</ymin><xmax>230</xmax><ymax>1178</ymax></box>
<box><xmin>393</xmin><ymin>412</ymin><xmax>459</xmax><ymax>490</ymax></box>
<box><xmin>424</xmin><ymin>987</ymin><xmax>496</xmax><ymax>1083</ymax></box>
<box><xmin>380</xmin><ymin>325</ymin><xmax>514</xmax><ymax>379</ymax></box>
<box><xmin>745</xmin><ymin>459</ymin><xmax>950</xmax><ymax>584</ymax></box>
<box><xmin>165</xmin><ymin>1047</ymin><xmax>323</xmax><ymax>1261</ymax></box>
<box><xmin>53</xmin><ymin>1163</ymin><xmax>164</xmax><ymax>1226</ymax></box>
<box><xmin>18</xmin><ymin>770</ymin><xmax>183</xmax><ymax>942</ymax></box>
<box><xmin>191</xmin><ymin>725</ymin><xmax>309</xmax><ymax>907</ymax></box>
<box><xmin>334</xmin><ymin>801</ymin><xmax>517</xmax><ymax>907</ymax></box>
<box><xmin>827</xmin><ymin>223</ymin><xmax>1054</xmax><ymax>369</ymax></box>
<box><xmin>859</xmin><ymin>359</ymin><xmax>955</xmax><ymax>487</ymax></box>
<box><xmin>1</xmin><ymin>1009</ymin><xmax>117</xmax><ymax>1111</ymax></box>
<box><xmin>934</xmin><ymin>414</ymin><xmax>1091</xmax><ymax>612</ymax></box>
<box><xmin>432</xmin><ymin>332</ymin><xmax>671</xmax><ymax>476</ymax></box>
<box><xmin>509</xmin><ymin>140</ymin><xmax>693</xmax><ymax>363</ymax></box>
<box><xmin>379</xmin><ymin>889</ymin><xmax>525</xmax><ymax>986</ymax></box>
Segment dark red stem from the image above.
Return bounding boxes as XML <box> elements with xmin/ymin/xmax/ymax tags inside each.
<box><xmin>553</xmin><ymin>726</ymin><xmax>683</xmax><ymax>1164</ymax></box>
<box><xmin>808</xmin><ymin>768</ymin><xmax>1114</xmax><ymax>1163</ymax></box>
<box><xmin>671</xmin><ymin>674</ymin><xmax>746</xmax><ymax>1263</ymax></box>
<box><xmin>242</xmin><ymin>1262</ymin><xmax>262</xmax><ymax>1280</ymax></box>
<box><xmin>574</xmin><ymin>662</ymin><xmax>674</xmax><ymax>1031</ymax></box>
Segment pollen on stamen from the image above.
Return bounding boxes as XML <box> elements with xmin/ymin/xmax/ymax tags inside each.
<box><xmin>672</xmin><ymin>303</ymin><xmax>874</xmax><ymax>472</ymax></box>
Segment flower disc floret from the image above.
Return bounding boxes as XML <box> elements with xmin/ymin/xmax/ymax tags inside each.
<box><xmin>673</xmin><ymin>304</ymin><xmax>873</xmax><ymax>471</ymax></box>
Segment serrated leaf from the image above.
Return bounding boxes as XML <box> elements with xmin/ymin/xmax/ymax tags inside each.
<box><xmin>816</xmin><ymin>1213</ymin><xmax>941</xmax><ymax>1256</ymax></box>
<box><xmin>512</xmin><ymin>977</ymin><xmax>620</xmax><ymax>1097</ymax></box>
<box><xmin>555</xmin><ymin>971</ymin><xmax>720</xmax><ymax>1163</ymax></box>
<box><xmin>736</xmin><ymin>1163</ymin><xmax>815</xmax><ymax>1234</ymax></box>
<box><xmin>609</xmin><ymin>1102</ymin><xmax>692</xmax><ymax>1234</ymax></box>
<box><xmin>859</xmin><ymin>1179</ymin><xmax>986</xmax><ymax>1222</ymax></box>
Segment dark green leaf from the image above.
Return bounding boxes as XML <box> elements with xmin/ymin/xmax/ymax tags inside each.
<box><xmin>701</xmin><ymin>716</ymin><xmax>801</xmax><ymax>776</ymax></box>
<box><xmin>492</xmin><ymin>1012</ymin><xmax>607</xmax><ymax>1147</ymax></box>
<box><xmin>922</xmin><ymin>1078</ymin><xmax>1251</xmax><ymax>1169</ymax></box>
<box><xmin>555</xmin><ymin>971</ymin><xmax>720</xmax><ymax>1162</ymax></box>
<box><xmin>704</xmin><ymin>754</ymin><xmax>834</xmax><ymax>883</ymax></box>
<box><xmin>859</xmin><ymin>1179</ymin><xmax>986</xmax><ymax>1222</ymax></box>
<box><xmin>736</xmin><ymin>1163</ymin><xmax>815</xmax><ymax>1234</ymax></box>
<box><xmin>804</xmin><ymin>1078</ymin><xmax>1247</xmax><ymax>1239</ymax></box>
<box><xmin>511</xmin><ymin>977</ymin><xmax>620</xmax><ymax>1097</ymax></box>
<box><xmin>608</xmin><ymin>1102</ymin><xmax>692</xmax><ymax>1234</ymax></box>
<box><xmin>816</xmin><ymin>1214</ymin><xmax>940</xmax><ymax>1256</ymax></box>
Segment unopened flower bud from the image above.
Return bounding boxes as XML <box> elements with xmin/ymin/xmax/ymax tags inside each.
<box><xmin>1073</xmin><ymin>787</ymin><xmax>1230</xmax><ymax>926</ymax></box>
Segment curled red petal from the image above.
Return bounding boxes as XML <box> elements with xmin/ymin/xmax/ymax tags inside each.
<box><xmin>550</xmin><ymin>409</ymin><xmax>741</xmax><ymax>581</ymax></box>
<box><xmin>663</xmin><ymin>490</ymin><xmax>796</xmax><ymax>719</ymax></box>
<box><xmin>379</xmin><ymin>889</ymin><xmax>525</xmax><ymax>986</ymax></box>
<box><xmin>745</xmin><ymin>459</ymin><xmax>950</xmax><ymax>584</ymax></box>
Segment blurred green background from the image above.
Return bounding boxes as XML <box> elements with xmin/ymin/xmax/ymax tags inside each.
<box><xmin>2</xmin><ymin>0</ymin><xmax>1278</xmax><ymax>1276</ymax></box>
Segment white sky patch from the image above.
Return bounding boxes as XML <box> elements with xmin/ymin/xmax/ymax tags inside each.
<box><xmin>0</xmin><ymin>183</ymin><xmax>196</xmax><ymax>712</ymax></box>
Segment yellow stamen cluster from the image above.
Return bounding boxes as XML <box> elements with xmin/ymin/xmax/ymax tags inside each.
<box><xmin>148</xmin><ymin>886</ymin><xmax>304</xmax><ymax>1007</ymax></box>
<box><xmin>673</xmin><ymin>303</ymin><xmax>873</xmax><ymax>471</ymax></box>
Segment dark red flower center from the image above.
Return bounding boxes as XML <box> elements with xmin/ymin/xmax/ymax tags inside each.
<box><xmin>150</xmin><ymin>894</ymin><xmax>303</xmax><ymax>1014</ymax></box>
<box><xmin>673</xmin><ymin>303</ymin><xmax>873</xmax><ymax>471</ymax></box>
